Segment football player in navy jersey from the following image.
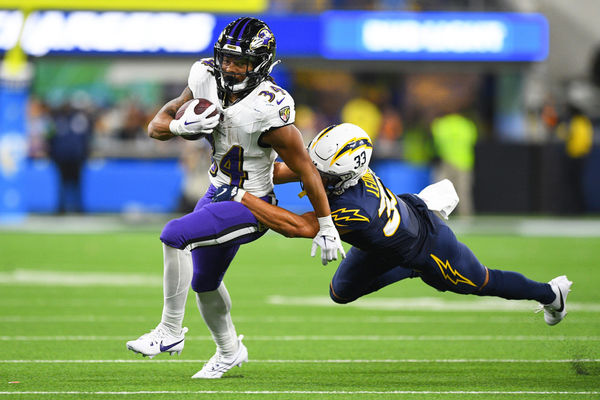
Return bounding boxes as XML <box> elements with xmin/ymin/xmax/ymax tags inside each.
<box><xmin>126</xmin><ymin>17</ymin><xmax>344</xmax><ymax>379</ymax></box>
<box><xmin>212</xmin><ymin>123</ymin><xmax>572</xmax><ymax>326</ymax></box>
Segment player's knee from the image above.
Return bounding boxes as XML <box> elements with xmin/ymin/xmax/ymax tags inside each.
<box><xmin>191</xmin><ymin>273</ymin><xmax>221</xmax><ymax>293</ymax></box>
<box><xmin>160</xmin><ymin>218</ymin><xmax>186</xmax><ymax>249</ymax></box>
<box><xmin>329</xmin><ymin>282</ymin><xmax>356</xmax><ymax>304</ymax></box>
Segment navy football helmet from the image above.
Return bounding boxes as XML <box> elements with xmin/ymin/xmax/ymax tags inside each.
<box><xmin>214</xmin><ymin>17</ymin><xmax>277</xmax><ymax>100</ymax></box>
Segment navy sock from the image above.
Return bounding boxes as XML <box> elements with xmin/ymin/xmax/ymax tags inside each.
<box><xmin>478</xmin><ymin>268</ymin><xmax>555</xmax><ymax>304</ymax></box>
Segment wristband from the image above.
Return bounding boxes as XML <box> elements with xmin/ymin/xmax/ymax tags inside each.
<box><xmin>233</xmin><ymin>188</ymin><xmax>246</xmax><ymax>202</ymax></box>
<box><xmin>317</xmin><ymin>215</ymin><xmax>335</xmax><ymax>229</ymax></box>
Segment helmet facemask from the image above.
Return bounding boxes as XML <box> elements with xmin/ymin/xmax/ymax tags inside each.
<box><xmin>215</xmin><ymin>52</ymin><xmax>256</xmax><ymax>93</ymax></box>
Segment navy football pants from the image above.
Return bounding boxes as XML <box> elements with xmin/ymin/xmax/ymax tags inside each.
<box><xmin>330</xmin><ymin>212</ymin><xmax>554</xmax><ymax>305</ymax></box>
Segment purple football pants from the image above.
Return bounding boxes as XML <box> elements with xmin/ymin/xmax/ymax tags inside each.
<box><xmin>160</xmin><ymin>185</ymin><xmax>273</xmax><ymax>293</ymax></box>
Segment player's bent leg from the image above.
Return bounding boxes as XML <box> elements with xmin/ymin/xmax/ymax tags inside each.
<box><xmin>415</xmin><ymin>224</ymin><xmax>489</xmax><ymax>295</ymax></box>
<box><xmin>330</xmin><ymin>247</ymin><xmax>412</xmax><ymax>304</ymax></box>
<box><xmin>478</xmin><ymin>268</ymin><xmax>555</xmax><ymax>303</ymax></box>
<box><xmin>193</xmin><ymin>282</ymin><xmax>247</xmax><ymax>378</ymax></box>
<box><xmin>188</xmin><ymin>243</ymin><xmax>249</xmax><ymax>378</ymax></box>
<box><xmin>160</xmin><ymin>197</ymin><xmax>268</xmax><ymax>251</ymax></box>
<box><xmin>159</xmin><ymin>188</ymin><xmax>269</xmax><ymax>375</ymax></box>
<box><xmin>191</xmin><ymin>245</ymin><xmax>239</xmax><ymax>293</ymax></box>
<box><xmin>161</xmin><ymin>244</ymin><xmax>192</xmax><ymax>333</ymax></box>
<box><xmin>419</xmin><ymin>222</ymin><xmax>573</xmax><ymax>325</ymax></box>
<box><xmin>126</xmin><ymin>244</ymin><xmax>191</xmax><ymax>358</ymax></box>
<box><xmin>330</xmin><ymin>247</ymin><xmax>376</xmax><ymax>304</ymax></box>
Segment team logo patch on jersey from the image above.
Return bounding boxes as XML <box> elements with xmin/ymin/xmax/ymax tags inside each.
<box><xmin>279</xmin><ymin>106</ymin><xmax>290</xmax><ymax>123</ymax></box>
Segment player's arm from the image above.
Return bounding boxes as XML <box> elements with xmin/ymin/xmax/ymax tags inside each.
<box><xmin>148</xmin><ymin>86</ymin><xmax>194</xmax><ymax>141</ymax></box>
<box><xmin>273</xmin><ymin>161</ymin><xmax>300</xmax><ymax>184</ymax></box>
<box><xmin>262</xmin><ymin>124</ymin><xmax>346</xmax><ymax>265</ymax></box>
<box><xmin>262</xmin><ymin>125</ymin><xmax>330</xmax><ymax>217</ymax></box>
<box><xmin>212</xmin><ymin>188</ymin><xmax>352</xmax><ymax>238</ymax></box>
<box><xmin>242</xmin><ymin>193</ymin><xmax>319</xmax><ymax>238</ymax></box>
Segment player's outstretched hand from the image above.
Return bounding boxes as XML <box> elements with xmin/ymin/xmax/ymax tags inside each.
<box><xmin>311</xmin><ymin>216</ymin><xmax>346</xmax><ymax>265</ymax></box>
<box><xmin>170</xmin><ymin>100</ymin><xmax>220</xmax><ymax>136</ymax></box>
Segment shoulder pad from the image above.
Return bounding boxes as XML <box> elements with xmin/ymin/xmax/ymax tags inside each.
<box><xmin>198</xmin><ymin>58</ymin><xmax>216</xmax><ymax>73</ymax></box>
<box><xmin>252</xmin><ymin>82</ymin><xmax>296</xmax><ymax>127</ymax></box>
<box><xmin>188</xmin><ymin>59</ymin><xmax>216</xmax><ymax>91</ymax></box>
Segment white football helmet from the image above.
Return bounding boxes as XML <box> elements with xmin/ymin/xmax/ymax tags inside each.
<box><xmin>307</xmin><ymin>123</ymin><xmax>373</xmax><ymax>195</ymax></box>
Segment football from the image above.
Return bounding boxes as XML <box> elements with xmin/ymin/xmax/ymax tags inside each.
<box><xmin>174</xmin><ymin>98</ymin><xmax>219</xmax><ymax>141</ymax></box>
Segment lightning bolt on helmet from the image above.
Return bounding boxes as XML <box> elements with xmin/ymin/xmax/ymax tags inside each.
<box><xmin>214</xmin><ymin>17</ymin><xmax>277</xmax><ymax>100</ymax></box>
<box><xmin>307</xmin><ymin>123</ymin><xmax>374</xmax><ymax>195</ymax></box>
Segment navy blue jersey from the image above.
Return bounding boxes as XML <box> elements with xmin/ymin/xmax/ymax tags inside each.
<box><xmin>328</xmin><ymin>170</ymin><xmax>426</xmax><ymax>265</ymax></box>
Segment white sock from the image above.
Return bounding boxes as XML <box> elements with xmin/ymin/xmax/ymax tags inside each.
<box><xmin>196</xmin><ymin>282</ymin><xmax>238</xmax><ymax>359</ymax></box>
<box><xmin>160</xmin><ymin>244</ymin><xmax>192</xmax><ymax>336</ymax></box>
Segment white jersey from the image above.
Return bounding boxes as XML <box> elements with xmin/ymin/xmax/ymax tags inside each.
<box><xmin>187</xmin><ymin>58</ymin><xmax>296</xmax><ymax>197</ymax></box>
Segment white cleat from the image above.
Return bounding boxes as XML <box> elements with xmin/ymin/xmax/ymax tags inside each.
<box><xmin>538</xmin><ymin>275</ymin><xmax>573</xmax><ymax>326</ymax></box>
<box><xmin>192</xmin><ymin>335</ymin><xmax>248</xmax><ymax>379</ymax></box>
<box><xmin>126</xmin><ymin>325</ymin><xmax>188</xmax><ymax>358</ymax></box>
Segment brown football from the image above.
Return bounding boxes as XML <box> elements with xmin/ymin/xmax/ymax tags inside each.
<box><xmin>175</xmin><ymin>98</ymin><xmax>219</xmax><ymax>141</ymax></box>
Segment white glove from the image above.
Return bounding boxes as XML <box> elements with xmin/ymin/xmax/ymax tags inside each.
<box><xmin>169</xmin><ymin>100</ymin><xmax>220</xmax><ymax>136</ymax></box>
<box><xmin>311</xmin><ymin>215</ymin><xmax>346</xmax><ymax>265</ymax></box>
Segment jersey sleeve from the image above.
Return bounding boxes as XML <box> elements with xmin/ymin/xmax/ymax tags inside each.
<box><xmin>255</xmin><ymin>83</ymin><xmax>296</xmax><ymax>132</ymax></box>
<box><xmin>187</xmin><ymin>58</ymin><xmax>215</xmax><ymax>98</ymax></box>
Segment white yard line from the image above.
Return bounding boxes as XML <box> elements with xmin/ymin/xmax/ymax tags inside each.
<box><xmin>0</xmin><ymin>335</ymin><xmax>598</xmax><ymax>341</ymax></box>
<box><xmin>0</xmin><ymin>269</ymin><xmax>161</xmax><ymax>287</ymax></box>
<box><xmin>1</xmin><ymin>315</ymin><xmax>594</xmax><ymax>324</ymax></box>
<box><xmin>1</xmin><ymin>270</ymin><xmax>599</xmax><ymax>313</ymax></box>
<box><xmin>0</xmin><ymin>315</ymin><xmax>598</xmax><ymax>325</ymax></box>
<box><xmin>1</xmin><ymin>390</ymin><xmax>599</xmax><ymax>396</ymax></box>
<box><xmin>268</xmin><ymin>295</ymin><xmax>600</xmax><ymax>312</ymax></box>
<box><xmin>2</xmin><ymin>358</ymin><xmax>599</xmax><ymax>364</ymax></box>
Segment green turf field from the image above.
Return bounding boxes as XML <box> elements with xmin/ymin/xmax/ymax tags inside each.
<box><xmin>1</xmin><ymin>229</ymin><xmax>599</xmax><ymax>399</ymax></box>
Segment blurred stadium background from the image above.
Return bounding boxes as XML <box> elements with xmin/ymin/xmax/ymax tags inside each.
<box><xmin>1</xmin><ymin>2</ymin><xmax>600</xmax><ymax>398</ymax></box>
<box><xmin>0</xmin><ymin>0</ymin><xmax>599</xmax><ymax>223</ymax></box>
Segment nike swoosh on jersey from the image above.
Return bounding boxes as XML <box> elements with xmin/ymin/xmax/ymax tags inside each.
<box><xmin>159</xmin><ymin>338</ymin><xmax>184</xmax><ymax>352</ymax></box>
<box><xmin>276</xmin><ymin>98</ymin><xmax>284</xmax><ymax>105</ymax></box>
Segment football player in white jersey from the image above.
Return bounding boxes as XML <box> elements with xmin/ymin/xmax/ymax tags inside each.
<box><xmin>126</xmin><ymin>17</ymin><xmax>345</xmax><ymax>378</ymax></box>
